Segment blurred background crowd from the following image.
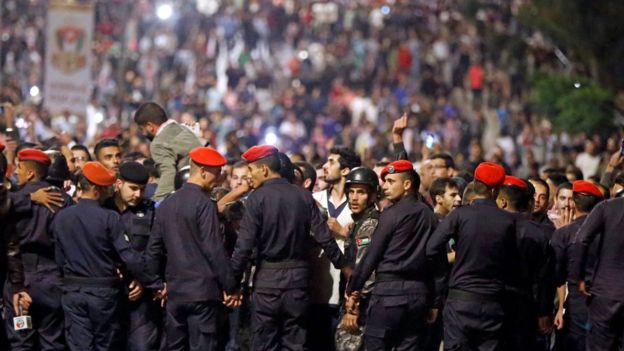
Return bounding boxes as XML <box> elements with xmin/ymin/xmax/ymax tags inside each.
<box><xmin>1</xmin><ymin>0</ymin><xmax>623</xmax><ymax>183</ymax></box>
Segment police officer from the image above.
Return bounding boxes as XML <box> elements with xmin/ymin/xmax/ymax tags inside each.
<box><xmin>551</xmin><ymin>181</ymin><xmax>603</xmax><ymax>351</ymax></box>
<box><xmin>230</xmin><ymin>145</ymin><xmax>349</xmax><ymax>350</ymax></box>
<box><xmin>104</xmin><ymin>161</ymin><xmax>162</xmax><ymax>351</ymax></box>
<box><xmin>346</xmin><ymin>160</ymin><xmax>444</xmax><ymax>350</ymax></box>
<box><xmin>427</xmin><ymin>162</ymin><xmax>518</xmax><ymax>351</ymax></box>
<box><xmin>4</xmin><ymin>148</ymin><xmax>73</xmax><ymax>350</ymax></box>
<box><xmin>52</xmin><ymin>161</ymin><xmax>150</xmax><ymax>351</ymax></box>
<box><xmin>143</xmin><ymin>146</ymin><xmax>239</xmax><ymax>351</ymax></box>
<box><xmin>573</xmin><ymin>183</ymin><xmax>624</xmax><ymax>351</ymax></box>
<box><xmin>495</xmin><ymin>176</ymin><xmax>556</xmax><ymax>351</ymax></box>
<box><xmin>335</xmin><ymin>167</ymin><xmax>380</xmax><ymax>351</ymax></box>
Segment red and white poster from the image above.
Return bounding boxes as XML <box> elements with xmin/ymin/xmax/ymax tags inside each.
<box><xmin>44</xmin><ymin>1</ymin><xmax>94</xmax><ymax>116</ymax></box>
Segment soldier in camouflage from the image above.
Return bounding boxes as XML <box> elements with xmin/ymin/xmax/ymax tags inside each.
<box><xmin>335</xmin><ymin>167</ymin><xmax>380</xmax><ymax>351</ymax></box>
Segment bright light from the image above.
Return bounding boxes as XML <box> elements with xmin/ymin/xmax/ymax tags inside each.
<box><xmin>94</xmin><ymin>112</ymin><xmax>104</xmax><ymax>124</ymax></box>
<box><xmin>298</xmin><ymin>50</ymin><xmax>309</xmax><ymax>60</ymax></box>
<box><xmin>156</xmin><ymin>3</ymin><xmax>173</xmax><ymax>20</ymax></box>
<box><xmin>29</xmin><ymin>86</ymin><xmax>40</xmax><ymax>97</ymax></box>
<box><xmin>381</xmin><ymin>6</ymin><xmax>391</xmax><ymax>15</ymax></box>
<box><xmin>573</xmin><ymin>81</ymin><xmax>582</xmax><ymax>89</ymax></box>
<box><xmin>264</xmin><ymin>132</ymin><xmax>278</xmax><ymax>146</ymax></box>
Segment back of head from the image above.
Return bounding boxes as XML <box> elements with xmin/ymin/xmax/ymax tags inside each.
<box><xmin>499</xmin><ymin>185</ymin><xmax>531</xmax><ymax>212</ymax></box>
<box><xmin>47</xmin><ymin>155</ymin><xmax>71</xmax><ymax>187</ymax></box>
<box><xmin>294</xmin><ymin>161</ymin><xmax>316</xmax><ymax>191</ymax></box>
<box><xmin>428</xmin><ymin>152</ymin><xmax>455</xmax><ymax>169</ymax></box>
<box><xmin>134</xmin><ymin>102</ymin><xmax>168</xmax><ymax>126</ymax></box>
<box><xmin>277</xmin><ymin>152</ymin><xmax>296</xmax><ymax>183</ymax></box>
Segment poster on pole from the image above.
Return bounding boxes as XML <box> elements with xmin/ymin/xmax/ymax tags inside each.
<box><xmin>44</xmin><ymin>1</ymin><xmax>94</xmax><ymax>116</ymax></box>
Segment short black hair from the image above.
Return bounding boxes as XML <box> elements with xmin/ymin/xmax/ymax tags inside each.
<box><xmin>573</xmin><ymin>193</ymin><xmax>602</xmax><ymax>213</ymax></box>
<box><xmin>430</xmin><ymin>177</ymin><xmax>459</xmax><ymax>205</ymax></box>
<box><xmin>0</xmin><ymin>153</ymin><xmax>7</xmax><ymax>179</ymax></box>
<box><xmin>529</xmin><ymin>177</ymin><xmax>549</xmax><ymax>197</ymax></box>
<box><xmin>134</xmin><ymin>102</ymin><xmax>168</xmax><ymax>126</ymax></box>
<box><xmin>143</xmin><ymin>158</ymin><xmax>160</xmax><ymax>178</ymax></box>
<box><xmin>398</xmin><ymin>170</ymin><xmax>421</xmax><ymax>194</ymax></box>
<box><xmin>428</xmin><ymin>153</ymin><xmax>455</xmax><ymax>169</ymax></box>
<box><xmin>294</xmin><ymin>161</ymin><xmax>317</xmax><ymax>191</ymax></box>
<box><xmin>76</xmin><ymin>172</ymin><xmax>107</xmax><ymax>193</ymax></box>
<box><xmin>122</xmin><ymin>151</ymin><xmax>147</xmax><ymax>163</ymax></box>
<box><xmin>499</xmin><ymin>185</ymin><xmax>531</xmax><ymax>212</ymax></box>
<box><xmin>232</xmin><ymin>160</ymin><xmax>247</xmax><ymax>169</ymax></box>
<box><xmin>597</xmin><ymin>183</ymin><xmax>610</xmax><ymax>200</ymax></box>
<box><xmin>329</xmin><ymin>146</ymin><xmax>361</xmax><ymax>171</ymax></box>
<box><xmin>22</xmin><ymin>160</ymin><xmax>49</xmax><ymax>180</ymax></box>
<box><xmin>94</xmin><ymin>138</ymin><xmax>120</xmax><ymax>160</ymax></box>
<box><xmin>556</xmin><ymin>182</ymin><xmax>573</xmax><ymax>197</ymax></box>
<box><xmin>254</xmin><ymin>154</ymin><xmax>281</xmax><ymax>173</ymax></box>
<box><xmin>549</xmin><ymin>174</ymin><xmax>569</xmax><ymax>188</ymax></box>
<box><xmin>565</xmin><ymin>166</ymin><xmax>584</xmax><ymax>181</ymax></box>
<box><xmin>70</xmin><ymin>144</ymin><xmax>92</xmax><ymax>160</ymax></box>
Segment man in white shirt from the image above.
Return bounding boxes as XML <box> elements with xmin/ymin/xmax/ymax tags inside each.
<box><xmin>311</xmin><ymin>146</ymin><xmax>361</xmax><ymax>350</ymax></box>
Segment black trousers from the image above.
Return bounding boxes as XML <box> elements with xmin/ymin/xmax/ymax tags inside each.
<box><xmin>4</xmin><ymin>270</ymin><xmax>65</xmax><ymax>351</ymax></box>
<box><xmin>62</xmin><ymin>286</ymin><xmax>121</xmax><ymax>351</ymax></box>
<box><xmin>587</xmin><ymin>294</ymin><xmax>624</xmax><ymax>351</ymax></box>
<box><xmin>124</xmin><ymin>295</ymin><xmax>164</xmax><ymax>351</ymax></box>
<box><xmin>557</xmin><ymin>290</ymin><xmax>589</xmax><ymax>351</ymax></box>
<box><xmin>165</xmin><ymin>300</ymin><xmax>222</xmax><ymax>351</ymax></box>
<box><xmin>443</xmin><ymin>296</ymin><xmax>504</xmax><ymax>351</ymax></box>
<box><xmin>363</xmin><ymin>294</ymin><xmax>428</xmax><ymax>351</ymax></box>
<box><xmin>252</xmin><ymin>288</ymin><xmax>309</xmax><ymax>351</ymax></box>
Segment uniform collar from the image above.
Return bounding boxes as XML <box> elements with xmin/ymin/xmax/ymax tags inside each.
<box><xmin>262</xmin><ymin>177</ymin><xmax>288</xmax><ymax>186</ymax></box>
<box><xmin>79</xmin><ymin>198</ymin><xmax>101</xmax><ymax>207</ymax></box>
<box><xmin>18</xmin><ymin>180</ymin><xmax>50</xmax><ymax>193</ymax></box>
<box><xmin>472</xmin><ymin>198</ymin><xmax>497</xmax><ymax>207</ymax></box>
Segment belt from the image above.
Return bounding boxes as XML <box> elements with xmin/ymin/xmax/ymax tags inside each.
<box><xmin>448</xmin><ymin>289</ymin><xmax>501</xmax><ymax>303</ymax></box>
<box><xmin>375</xmin><ymin>272</ymin><xmax>425</xmax><ymax>282</ymax></box>
<box><xmin>21</xmin><ymin>253</ymin><xmax>56</xmax><ymax>272</ymax></box>
<box><xmin>62</xmin><ymin>276</ymin><xmax>120</xmax><ymax>288</ymax></box>
<box><xmin>258</xmin><ymin>259</ymin><xmax>309</xmax><ymax>269</ymax></box>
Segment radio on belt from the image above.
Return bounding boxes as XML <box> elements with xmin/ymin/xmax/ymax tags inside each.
<box><xmin>13</xmin><ymin>305</ymin><xmax>32</xmax><ymax>331</ymax></box>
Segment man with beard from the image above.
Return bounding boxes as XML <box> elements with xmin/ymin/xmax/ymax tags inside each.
<box><xmin>104</xmin><ymin>161</ymin><xmax>162</xmax><ymax>351</ymax></box>
<box><xmin>345</xmin><ymin>160</ymin><xmax>444</xmax><ymax>350</ymax></box>
<box><xmin>551</xmin><ymin>181</ymin><xmax>604</xmax><ymax>351</ymax></box>
<box><xmin>133</xmin><ymin>102</ymin><xmax>202</xmax><ymax>201</ymax></box>
<box><xmin>311</xmin><ymin>146</ymin><xmax>361</xmax><ymax>350</ymax></box>
<box><xmin>335</xmin><ymin>167</ymin><xmax>380</xmax><ymax>351</ymax></box>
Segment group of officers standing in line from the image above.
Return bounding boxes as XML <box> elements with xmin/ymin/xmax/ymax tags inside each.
<box><xmin>1</xmin><ymin>106</ymin><xmax>624</xmax><ymax>351</ymax></box>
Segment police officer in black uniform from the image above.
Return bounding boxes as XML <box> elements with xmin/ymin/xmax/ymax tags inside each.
<box><xmin>4</xmin><ymin>149</ymin><xmax>73</xmax><ymax>350</ymax></box>
<box><xmin>335</xmin><ymin>167</ymin><xmax>380</xmax><ymax>351</ymax></box>
<box><xmin>551</xmin><ymin>181</ymin><xmax>603</xmax><ymax>351</ymax></box>
<box><xmin>427</xmin><ymin>162</ymin><xmax>518</xmax><ymax>351</ymax></box>
<box><xmin>574</xmin><ymin>183</ymin><xmax>624</xmax><ymax>351</ymax></box>
<box><xmin>105</xmin><ymin>161</ymin><xmax>162</xmax><ymax>351</ymax></box>
<box><xmin>53</xmin><ymin>161</ymin><xmax>150</xmax><ymax>351</ymax></box>
<box><xmin>230</xmin><ymin>144</ymin><xmax>349</xmax><ymax>351</ymax></box>
<box><xmin>346</xmin><ymin>160</ymin><xmax>445</xmax><ymax>350</ymax></box>
<box><xmin>495</xmin><ymin>176</ymin><xmax>556</xmax><ymax>351</ymax></box>
<box><xmin>143</xmin><ymin>146</ymin><xmax>239</xmax><ymax>351</ymax></box>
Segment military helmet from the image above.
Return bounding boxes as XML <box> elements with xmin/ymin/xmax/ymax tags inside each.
<box><xmin>345</xmin><ymin>167</ymin><xmax>379</xmax><ymax>191</ymax></box>
<box><xmin>174</xmin><ymin>165</ymin><xmax>191</xmax><ymax>191</ymax></box>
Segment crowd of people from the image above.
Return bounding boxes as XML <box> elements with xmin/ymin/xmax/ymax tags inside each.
<box><xmin>1</xmin><ymin>1</ymin><xmax>624</xmax><ymax>351</ymax></box>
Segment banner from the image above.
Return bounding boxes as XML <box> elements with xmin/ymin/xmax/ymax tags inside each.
<box><xmin>44</xmin><ymin>1</ymin><xmax>94</xmax><ymax>116</ymax></box>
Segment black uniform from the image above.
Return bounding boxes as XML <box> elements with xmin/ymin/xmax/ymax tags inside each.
<box><xmin>551</xmin><ymin>216</ymin><xmax>594</xmax><ymax>351</ymax></box>
<box><xmin>144</xmin><ymin>183</ymin><xmax>238</xmax><ymax>351</ymax></box>
<box><xmin>105</xmin><ymin>198</ymin><xmax>162</xmax><ymax>351</ymax></box>
<box><xmin>347</xmin><ymin>195</ymin><xmax>444</xmax><ymax>351</ymax></box>
<box><xmin>574</xmin><ymin>198</ymin><xmax>624</xmax><ymax>351</ymax></box>
<box><xmin>230</xmin><ymin>178</ymin><xmax>346</xmax><ymax>351</ymax></box>
<box><xmin>503</xmin><ymin>214</ymin><xmax>556</xmax><ymax>351</ymax></box>
<box><xmin>52</xmin><ymin>198</ymin><xmax>148</xmax><ymax>351</ymax></box>
<box><xmin>4</xmin><ymin>181</ymin><xmax>72</xmax><ymax>351</ymax></box>
<box><xmin>426</xmin><ymin>199</ymin><xmax>518</xmax><ymax>351</ymax></box>
<box><xmin>0</xmin><ymin>181</ymin><xmax>14</xmax><ymax>350</ymax></box>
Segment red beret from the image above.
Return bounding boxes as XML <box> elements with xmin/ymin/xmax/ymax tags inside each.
<box><xmin>18</xmin><ymin>148</ymin><xmax>51</xmax><ymax>166</ymax></box>
<box><xmin>381</xmin><ymin>160</ymin><xmax>414</xmax><ymax>181</ymax></box>
<box><xmin>474</xmin><ymin>162</ymin><xmax>505</xmax><ymax>187</ymax></box>
<box><xmin>242</xmin><ymin>145</ymin><xmax>278</xmax><ymax>163</ymax></box>
<box><xmin>189</xmin><ymin>147</ymin><xmax>227</xmax><ymax>167</ymax></box>
<box><xmin>503</xmin><ymin>175</ymin><xmax>527</xmax><ymax>189</ymax></box>
<box><xmin>573</xmin><ymin>180</ymin><xmax>603</xmax><ymax>198</ymax></box>
<box><xmin>82</xmin><ymin>161</ymin><xmax>117</xmax><ymax>186</ymax></box>
<box><xmin>0</xmin><ymin>143</ymin><xmax>5</xmax><ymax>152</ymax></box>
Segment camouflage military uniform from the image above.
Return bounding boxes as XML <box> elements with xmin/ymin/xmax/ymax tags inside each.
<box><xmin>335</xmin><ymin>207</ymin><xmax>379</xmax><ymax>351</ymax></box>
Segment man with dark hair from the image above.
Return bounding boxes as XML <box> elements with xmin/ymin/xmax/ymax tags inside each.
<box><xmin>294</xmin><ymin>160</ymin><xmax>317</xmax><ymax>192</ymax></box>
<box><xmin>228</xmin><ymin>160</ymin><xmax>250</xmax><ymax>191</ymax></box>
<box><xmin>430</xmin><ymin>177</ymin><xmax>461</xmax><ymax>220</ymax></box>
<box><xmin>496</xmin><ymin>176</ymin><xmax>556</xmax><ymax>351</ymax></box>
<box><xmin>551</xmin><ymin>181</ymin><xmax>604</xmax><ymax>351</ymax></box>
<box><xmin>312</xmin><ymin>145</ymin><xmax>361</xmax><ymax>350</ymax></box>
<box><xmin>574</xmin><ymin>183</ymin><xmax>624</xmax><ymax>350</ymax></box>
<box><xmin>4</xmin><ymin>149</ymin><xmax>73</xmax><ymax>350</ymax></box>
<box><xmin>71</xmin><ymin>144</ymin><xmax>91</xmax><ymax>172</ymax></box>
<box><xmin>529</xmin><ymin>178</ymin><xmax>555</xmax><ymax>229</ymax></box>
<box><xmin>346</xmin><ymin>160</ymin><xmax>445</xmax><ymax>350</ymax></box>
<box><xmin>428</xmin><ymin>153</ymin><xmax>456</xmax><ymax>180</ymax></box>
<box><xmin>53</xmin><ymin>162</ymin><xmax>151</xmax><ymax>350</ymax></box>
<box><xmin>105</xmin><ymin>162</ymin><xmax>161</xmax><ymax>351</ymax></box>
<box><xmin>230</xmin><ymin>145</ymin><xmax>349</xmax><ymax>351</ymax></box>
<box><xmin>94</xmin><ymin>138</ymin><xmax>122</xmax><ymax>173</ymax></box>
<box><xmin>551</xmin><ymin>182</ymin><xmax>574</xmax><ymax>228</ymax></box>
<box><xmin>427</xmin><ymin>162</ymin><xmax>519</xmax><ymax>351</ymax></box>
<box><xmin>133</xmin><ymin>102</ymin><xmax>201</xmax><ymax>200</ymax></box>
